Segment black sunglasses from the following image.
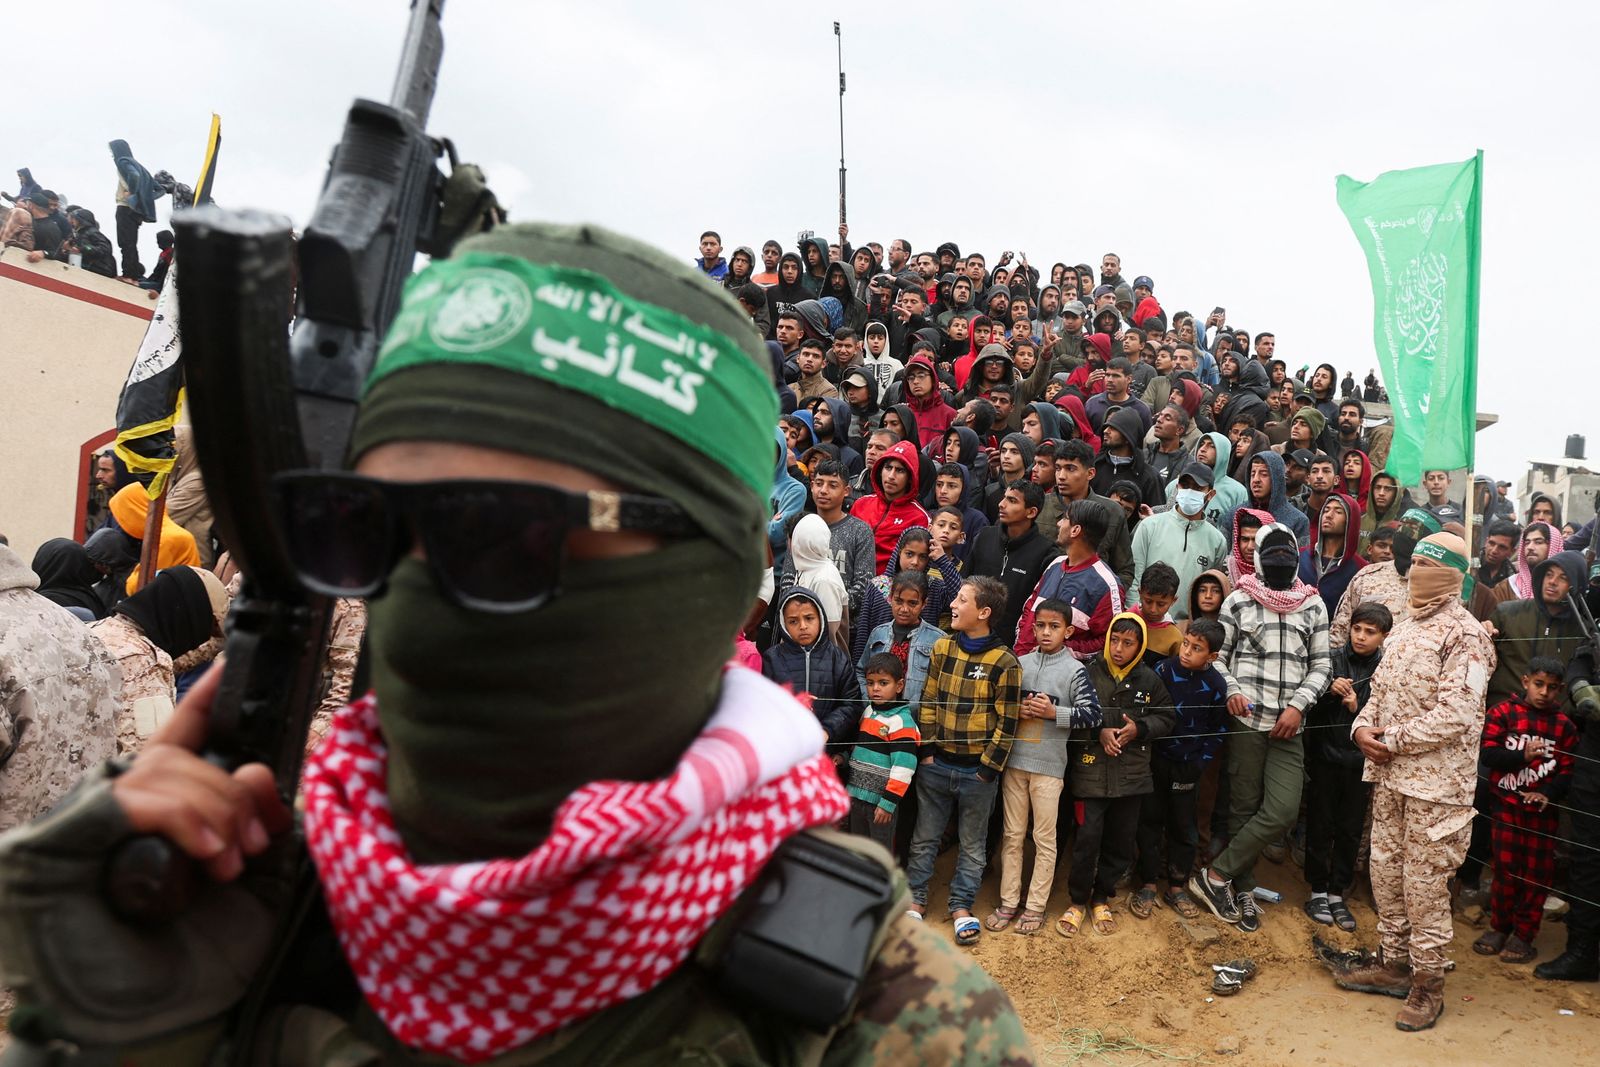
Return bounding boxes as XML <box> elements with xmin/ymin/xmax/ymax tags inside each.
<box><xmin>273</xmin><ymin>471</ymin><xmax>696</xmax><ymax>613</ymax></box>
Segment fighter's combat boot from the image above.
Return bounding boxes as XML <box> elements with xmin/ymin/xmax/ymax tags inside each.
<box><xmin>1534</xmin><ymin>937</ymin><xmax>1599</xmax><ymax>982</ymax></box>
<box><xmin>1394</xmin><ymin>973</ymin><xmax>1445</xmax><ymax>1032</ymax></box>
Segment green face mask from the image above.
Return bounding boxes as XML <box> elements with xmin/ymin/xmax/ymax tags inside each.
<box><xmin>369</xmin><ymin>541</ymin><xmax>755</xmax><ymax>864</ymax></box>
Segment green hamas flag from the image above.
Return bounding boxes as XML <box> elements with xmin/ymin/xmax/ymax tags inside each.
<box><xmin>1335</xmin><ymin>152</ymin><xmax>1482</xmax><ymax>485</ymax></box>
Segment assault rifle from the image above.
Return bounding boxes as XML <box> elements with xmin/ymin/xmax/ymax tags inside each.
<box><xmin>107</xmin><ymin>0</ymin><xmax>501</xmax><ymax>923</ymax></box>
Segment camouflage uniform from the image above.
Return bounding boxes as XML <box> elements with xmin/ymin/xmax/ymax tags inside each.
<box><xmin>306</xmin><ymin>598</ymin><xmax>367</xmax><ymax>756</ymax></box>
<box><xmin>1329</xmin><ymin>560</ymin><xmax>1409</xmax><ymax>646</ymax></box>
<box><xmin>0</xmin><ymin>546</ymin><xmax>120</xmax><ymax>834</ymax></box>
<box><xmin>1354</xmin><ymin>596</ymin><xmax>1494</xmax><ymax>976</ymax></box>
<box><xmin>87</xmin><ymin>614</ymin><xmax>174</xmax><ymax>756</ymax></box>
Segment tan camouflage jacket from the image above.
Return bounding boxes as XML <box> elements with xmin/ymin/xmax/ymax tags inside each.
<box><xmin>1329</xmin><ymin>560</ymin><xmax>1409</xmax><ymax>647</ymax></box>
<box><xmin>306</xmin><ymin>598</ymin><xmax>366</xmax><ymax>757</ymax></box>
<box><xmin>0</xmin><ymin>547</ymin><xmax>120</xmax><ymax>833</ymax></box>
<box><xmin>88</xmin><ymin>614</ymin><xmax>175</xmax><ymax>755</ymax></box>
<box><xmin>1355</xmin><ymin>598</ymin><xmax>1495</xmax><ymax>807</ymax></box>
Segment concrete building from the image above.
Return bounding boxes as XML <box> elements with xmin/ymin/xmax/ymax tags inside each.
<box><xmin>1520</xmin><ymin>447</ymin><xmax>1600</xmax><ymax>531</ymax></box>
<box><xmin>0</xmin><ymin>249</ymin><xmax>155</xmax><ymax>560</ymax></box>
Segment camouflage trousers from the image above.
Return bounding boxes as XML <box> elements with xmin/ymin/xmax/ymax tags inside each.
<box><xmin>1369</xmin><ymin>785</ymin><xmax>1474</xmax><ymax>977</ymax></box>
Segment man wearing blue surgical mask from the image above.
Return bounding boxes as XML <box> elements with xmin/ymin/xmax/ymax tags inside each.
<box><xmin>1130</xmin><ymin>462</ymin><xmax>1226</xmax><ymax>619</ymax></box>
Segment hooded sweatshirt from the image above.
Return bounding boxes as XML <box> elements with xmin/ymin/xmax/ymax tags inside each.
<box><xmin>110</xmin><ymin>139</ymin><xmax>162</xmax><ymax>222</ymax></box>
<box><xmin>1075</xmin><ymin>614</ymin><xmax>1174</xmax><ymax>799</ymax></box>
<box><xmin>1485</xmin><ymin>551</ymin><xmax>1590</xmax><ymax>714</ymax></box>
<box><xmin>1358</xmin><ymin>473</ymin><xmax>1411</xmax><ymax>551</ymax></box>
<box><xmin>1225</xmin><ymin>451</ymin><xmax>1309</xmax><ymax>549</ymax></box>
<box><xmin>720</xmin><ymin>245</ymin><xmax>755</xmax><ymax>291</ymax></box>
<box><xmin>1182</xmin><ymin>568</ymin><xmax>1232</xmax><ymax>639</ymax></box>
<box><xmin>982</xmin><ymin>432</ymin><xmax>1037</xmax><ymax>522</ymax></box>
<box><xmin>789</xmin><ymin>514</ymin><xmax>851</xmax><ymax>650</ymax></box>
<box><xmin>763</xmin><ymin>252</ymin><xmax>812</xmax><ymax>338</ymax></box>
<box><xmin>858</xmin><ymin>322</ymin><xmax>903</xmax><ymax>397</ymax></box>
<box><xmin>1130</xmin><ymin>494</ymin><xmax>1227</xmax><ymax>619</ymax></box>
<box><xmin>1064</xmin><ymin>334</ymin><xmax>1112</xmax><ymax>396</ymax></box>
<box><xmin>798</xmin><ymin>236</ymin><xmax>830</xmax><ymax>295</ymax></box>
<box><xmin>823</xmin><ymin>260</ymin><xmax>868</xmax><ymax>334</ymax></box>
<box><xmin>1163</xmin><ymin>431</ymin><xmax>1246</xmax><ymax>532</ymax></box>
<box><xmin>1298</xmin><ymin>490</ymin><xmax>1368</xmax><ymax>614</ymax></box>
<box><xmin>761</xmin><ymin>587</ymin><xmax>860</xmax><ymax>744</ymax></box>
<box><xmin>849</xmin><ymin>439</ymin><xmax>931</xmax><ymax>572</ymax></box>
<box><xmin>878</xmin><ymin>524</ymin><xmax>959</xmax><ymax>626</ymax></box>
<box><xmin>900</xmin><ymin>353</ymin><xmax>957</xmax><ymax>449</ymax></box>
<box><xmin>1092</xmin><ymin>406</ymin><xmax>1163</xmax><ymax>507</ymax></box>
<box><xmin>768</xmin><ymin>429</ymin><xmax>808</xmax><ymax>560</ymax></box>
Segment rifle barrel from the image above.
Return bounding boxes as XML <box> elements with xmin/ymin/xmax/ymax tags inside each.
<box><xmin>391</xmin><ymin>0</ymin><xmax>446</xmax><ymax>127</ymax></box>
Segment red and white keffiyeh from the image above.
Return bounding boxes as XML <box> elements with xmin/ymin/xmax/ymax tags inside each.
<box><xmin>302</xmin><ymin>666</ymin><xmax>848</xmax><ymax>1063</ymax></box>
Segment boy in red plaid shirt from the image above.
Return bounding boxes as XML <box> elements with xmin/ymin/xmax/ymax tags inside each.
<box><xmin>1473</xmin><ymin>656</ymin><xmax>1579</xmax><ymax>964</ymax></box>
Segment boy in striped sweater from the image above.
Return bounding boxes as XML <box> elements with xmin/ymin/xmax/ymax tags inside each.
<box><xmin>846</xmin><ymin>653</ymin><xmax>922</xmax><ymax>850</ymax></box>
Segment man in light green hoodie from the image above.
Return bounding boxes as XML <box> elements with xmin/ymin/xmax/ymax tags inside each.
<box><xmin>1164</xmin><ymin>431</ymin><xmax>1247</xmax><ymax>534</ymax></box>
<box><xmin>1132</xmin><ymin>463</ymin><xmax>1227</xmax><ymax>618</ymax></box>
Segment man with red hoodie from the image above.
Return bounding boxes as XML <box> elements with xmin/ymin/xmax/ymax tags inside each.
<box><xmin>902</xmin><ymin>353</ymin><xmax>956</xmax><ymax>450</ymax></box>
<box><xmin>850</xmin><ymin>439</ymin><xmax>931</xmax><ymax>573</ymax></box>
<box><xmin>1298</xmin><ymin>491</ymin><xmax>1367</xmax><ymax>614</ymax></box>
<box><xmin>1065</xmin><ymin>333</ymin><xmax>1113</xmax><ymax>396</ymax></box>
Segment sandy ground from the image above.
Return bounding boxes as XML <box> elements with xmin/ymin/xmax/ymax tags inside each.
<box><xmin>919</xmin><ymin>845</ymin><xmax>1599</xmax><ymax>1065</ymax></box>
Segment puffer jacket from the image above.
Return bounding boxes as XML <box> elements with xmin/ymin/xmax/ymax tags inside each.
<box><xmin>761</xmin><ymin>587</ymin><xmax>860</xmax><ymax>744</ymax></box>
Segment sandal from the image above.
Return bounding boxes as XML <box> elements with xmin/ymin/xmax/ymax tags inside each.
<box><xmin>1129</xmin><ymin>887</ymin><xmax>1158</xmax><ymax>920</ymax></box>
<box><xmin>1212</xmin><ymin>969</ymin><xmax>1243</xmax><ymax>996</ymax></box>
<box><xmin>1304</xmin><ymin>897</ymin><xmax>1333</xmax><ymax>925</ymax></box>
<box><xmin>1092</xmin><ymin>903</ymin><xmax>1117</xmax><ymax>935</ymax></box>
<box><xmin>1056</xmin><ymin>905</ymin><xmax>1086</xmax><ymax>939</ymax></box>
<box><xmin>953</xmin><ymin>913</ymin><xmax>982</xmax><ymax>946</ymax></box>
<box><xmin>1473</xmin><ymin>929</ymin><xmax>1507</xmax><ymax>956</ymax></box>
<box><xmin>1328</xmin><ymin>899</ymin><xmax>1357</xmax><ymax>932</ymax></box>
<box><xmin>1164</xmin><ymin>887</ymin><xmax>1202</xmax><ymax>919</ymax></box>
<box><xmin>905</xmin><ymin>904</ymin><xmax>925</xmax><ymax>922</ymax></box>
<box><xmin>984</xmin><ymin>905</ymin><xmax>1018</xmax><ymax>932</ymax></box>
<box><xmin>1015</xmin><ymin>908</ymin><xmax>1046</xmax><ymax>935</ymax></box>
<box><xmin>1499</xmin><ymin>934</ymin><xmax>1537</xmax><ymax>964</ymax></box>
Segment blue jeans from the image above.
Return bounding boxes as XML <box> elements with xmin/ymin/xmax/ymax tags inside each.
<box><xmin>905</xmin><ymin>759</ymin><xmax>998</xmax><ymax>914</ymax></box>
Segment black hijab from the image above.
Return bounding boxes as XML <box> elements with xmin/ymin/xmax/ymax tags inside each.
<box><xmin>30</xmin><ymin>538</ymin><xmax>107</xmax><ymax>619</ymax></box>
<box><xmin>114</xmin><ymin>566</ymin><xmax>215</xmax><ymax>658</ymax></box>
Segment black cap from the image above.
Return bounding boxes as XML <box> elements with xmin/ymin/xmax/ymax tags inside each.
<box><xmin>1179</xmin><ymin>461</ymin><xmax>1215</xmax><ymax>488</ymax></box>
<box><xmin>1288</xmin><ymin>448</ymin><xmax>1315</xmax><ymax>469</ymax></box>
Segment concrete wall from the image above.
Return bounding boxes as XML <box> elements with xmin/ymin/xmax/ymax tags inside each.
<box><xmin>0</xmin><ymin>249</ymin><xmax>154</xmax><ymax>560</ymax></box>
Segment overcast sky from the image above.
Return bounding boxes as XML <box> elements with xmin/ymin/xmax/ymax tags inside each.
<box><xmin>17</xmin><ymin>1</ymin><xmax>1597</xmax><ymax>490</ymax></box>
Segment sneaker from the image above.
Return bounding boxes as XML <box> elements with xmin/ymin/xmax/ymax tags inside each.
<box><xmin>1188</xmin><ymin>868</ymin><xmax>1240</xmax><ymax>924</ymax></box>
<box><xmin>1235</xmin><ymin>891</ymin><xmax>1262</xmax><ymax>932</ymax></box>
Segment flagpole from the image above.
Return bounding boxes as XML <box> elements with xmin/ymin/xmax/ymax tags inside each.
<box><xmin>136</xmin><ymin>484</ymin><xmax>168</xmax><ymax>591</ymax></box>
<box><xmin>834</xmin><ymin>21</ymin><xmax>846</xmax><ymax>232</ymax></box>
<box><xmin>1464</xmin><ymin>149</ymin><xmax>1484</xmax><ymax>558</ymax></box>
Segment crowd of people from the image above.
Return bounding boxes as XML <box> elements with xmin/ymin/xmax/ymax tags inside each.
<box><xmin>702</xmin><ymin>226</ymin><xmax>1600</xmax><ymax>1029</ymax></box>
<box><xmin>1</xmin><ymin>144</ymin><xmax>191</xmax><ymax>284</ymax></box>
<box><xmin>0</xmin><ymin>221</ymin><xmax>1596</xmax><ymax>1059</ymax></box>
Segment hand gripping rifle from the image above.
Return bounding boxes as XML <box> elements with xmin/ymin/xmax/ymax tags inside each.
<box><xmin>106</xmin><ymin>0</ymin><xmax>501</xmax><ymax>924</ymax></box>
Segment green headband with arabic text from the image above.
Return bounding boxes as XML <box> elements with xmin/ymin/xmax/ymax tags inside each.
<box><xmin>368</xmin><ymin>254</ymin><xmax>777</xmax><ymax>497</ymax></box>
